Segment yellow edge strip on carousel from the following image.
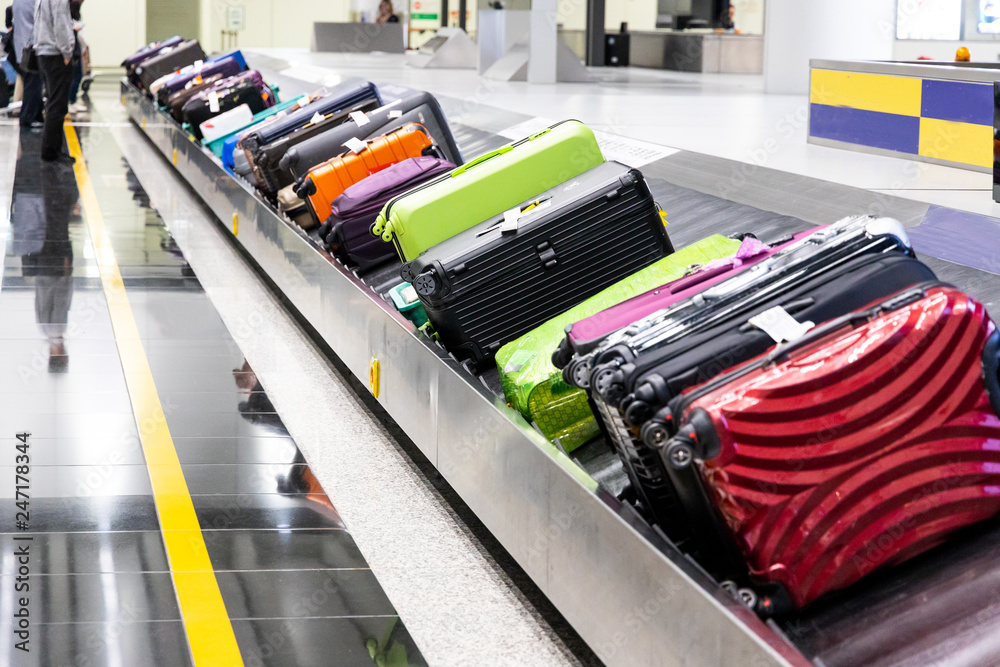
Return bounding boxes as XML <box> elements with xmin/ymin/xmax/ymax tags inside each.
<box><xmin>65</xmin><ymin>125</ymin><xmax>244</xmax><ymax>667</ymax></box>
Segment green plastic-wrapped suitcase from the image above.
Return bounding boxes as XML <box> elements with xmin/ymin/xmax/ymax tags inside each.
<box><xmin>372</xmin><ymin>120</ymin><xmax>604</xmax><ymax>264</ymax></box>
<box><xmin>497</xmin><ymin>234</ymin><xmax>743</xmax><ymax>453</ymax></box>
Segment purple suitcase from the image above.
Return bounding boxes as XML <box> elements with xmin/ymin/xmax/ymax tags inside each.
<box><xmin>554</xmin><ymin>228</ymin><xmax>821</xmax><ymax>383</ymax></box>
<box><xmin>319</xmin><ymin>156</ymin><xmax>455</xmax><ymax>271</ymax></box>
<box><xmin>185</xmin><ymin>70</ymin><xmax>270</xmax><ymax>106</ymax></box>
<box><xmin>123</xmin><ymin>36</ymin><xmax>183</xmax><ymax>72</ymax></box>
<box><xmin>124</xmin><ymin>37</ymin><xmax>184</xmax><ymax>88</ymax></box>
<box><xmin>156</xmin><ymin>56</ymin><xmax>245</xmax><ymax>106</ymax></box>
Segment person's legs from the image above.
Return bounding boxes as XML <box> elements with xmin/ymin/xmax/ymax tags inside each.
<box><xmin>13</xmin><ymin>73</ymin><xmax>23</xmax><ymax>103</ymax></box>
<box><xmin>38</xmin><ymin>56</ymin><xmax>71</xmax><ymax>161</ymax></box>
<box><xmin>68</xmin><ymin>59</ymin><xmax>82</xmax><ymax>105</ymax></box>
<box><xmin>19</xmin><ymin>72</ymin><xmax>43</xmax><ymax>129</ymax></box>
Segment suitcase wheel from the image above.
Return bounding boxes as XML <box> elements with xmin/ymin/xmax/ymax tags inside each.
<box><xmin>592</xmin><ymin>366</ymin><xmax>625</xmax><ymax>405</ymax></box>
<box><xmin>624</xmin><ymin>400</ymin><xmax>653</xmax><ymax>429</ymax></box>
<box><xmin>413</xmin><ymin>271</ymin><xmax>439</xmax><ymax>298</ymax></box>
<box><xmin>399</xmin><ymin>263</ymin><xmax>417</xmax><ymax>284</ymax></box>
<box><xmin>662</xmin><ymin>439</ymin><xmax>694</xmax><ymax>469</ymax></box>
<box><xmin>562</xmin><ymin>359</ymin><xmax>592</xmax><ymax>389</ymax></box>
<box><xmin>640</xmin><ymin>420</ymin><xmax>671</xmax><ymax>449</ymax></box>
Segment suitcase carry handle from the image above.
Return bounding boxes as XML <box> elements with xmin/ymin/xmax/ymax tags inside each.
<box><xmin>449</xmin><ymin>145</ymin><xmax>513</xmax><ymax>177</ymax></box>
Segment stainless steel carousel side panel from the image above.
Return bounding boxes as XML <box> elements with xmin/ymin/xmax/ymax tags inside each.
<box><xmin>121</xmin><ymin>81</ymin><xmax>807</xmax><ymax>667</ymax></box>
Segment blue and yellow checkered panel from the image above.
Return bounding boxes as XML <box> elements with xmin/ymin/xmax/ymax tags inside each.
<box><xmin>809</xmin><ymin>69</ymin><xmax>993</xmax><ymax>169</ymax></box>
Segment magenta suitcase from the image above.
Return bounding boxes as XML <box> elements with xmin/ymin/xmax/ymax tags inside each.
<box><xmin>554</xmin><ymin>228</ymin><xmax>821</xmax><ymax>385</ymax></box>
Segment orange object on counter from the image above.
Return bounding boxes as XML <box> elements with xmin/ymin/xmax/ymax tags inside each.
<box><xmin>956</xmin><ymin>46</ymin><xmax>971</xmax><ymax>62</ymax></box>
<box><xmin>298</xmin><ymin>123</ymin><xmax>435</xmax><ymax>224</ymax></box>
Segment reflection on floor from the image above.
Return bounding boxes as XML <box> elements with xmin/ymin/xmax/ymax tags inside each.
<box><xmin>0</xmin><ymin>125</ymin><xmax>425</xmax><ymax>665</ymax></box>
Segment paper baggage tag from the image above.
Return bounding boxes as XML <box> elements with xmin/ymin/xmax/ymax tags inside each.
<box><xmin>310</xmin><ymin>111</ymin><xmax>325</xmax><ymax>126</ymax></box>
<box><xmin>388</xmin><ymin>110</ymin><xmax>403</xmax><ymax>119</ymax></box>
<box><xmin>297</xmin><ymin>95</ymin><xmax>311</xmax><ymax>109</ymax></box>
<box><xmin>208</xmin><ymin>92</ymin><xmax>221</xmax><ymax>114</ymax></box>
<box><xmin>350</xmin><ymin>111</ymin><xmax>370</xmax><ymax>126</ymax></box>
<box><xmin>194</xmin><ymin>60</ymin><xmax>204</xmax><ymax>71</ymax></box>
<box><xmin>343</xmin><ymin>137</ymin><xmax>367</xmax><ymax>154</ymax></box>
<box><xmin>749</xmin><ymin>306</ymin><xmax>814</xmax><ymax>344</ymax></box>
<box><xmin>501</xmin><ymin>207</ymin><xmax>521</xmax><ymax>233</ymax></box>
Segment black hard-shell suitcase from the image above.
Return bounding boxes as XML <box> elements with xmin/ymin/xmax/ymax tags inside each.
<box><xmin>238</xmin><ymin>81</ymin><xmax>381</xmax><ymax>156</ymax></box>
<box><xmin>182</xmin><ymin>80</ymin><xmax>270</xmax><ymax>140</ymax></box>
<box><xmin>135</xmin><ymin>40</ymin><xmax>206</xmax><ymax>92</ymax></box>
<box><xmin>405</xmin><ymin>161</ymin><xmax>674</xmax><ymax>371</ymax></box>
<box><xmin>280</xmin><ymin>91</ymin><xmax>464</xmax><ymax>181</ymax></box>
<box><xmin>249</xmin><ymin>98</ymin><xmax>382</xmax><ymax>198</ymax></box>
<box><xmin>581</xmin><ymin>216</ymin><xmax>936</xmax><ymax>540</ymax></box>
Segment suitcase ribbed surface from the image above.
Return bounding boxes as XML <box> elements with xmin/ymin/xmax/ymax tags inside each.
<box><xmin>688</xmin><ymin>287</ymin><xmax>1000</xmax><ymax>608</ymax></box>
<box><xmin>437</xmin><ymin>181</ymin><xmax>665</xmax><ymax>361</ymax></box>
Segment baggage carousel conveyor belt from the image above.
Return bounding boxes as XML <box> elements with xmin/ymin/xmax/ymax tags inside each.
<box><xmin>123</xmin><ymin>53</ymin><xmax>1000</xmax><ymax>667</ymax></box>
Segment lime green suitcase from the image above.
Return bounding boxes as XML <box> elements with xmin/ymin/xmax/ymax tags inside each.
<box><xmin>497</xmin><ymin>234</ymin><xmax>744</xmax><ymax>453</ymax></box>
<box><xmin>372</xmin><ymin>120</ymin><xmax>604</xmax><ymax>264</ymax></box>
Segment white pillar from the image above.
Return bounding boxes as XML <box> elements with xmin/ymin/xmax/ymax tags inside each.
<box><xmin>763</xmin><ymin>0</ymin><xmax>896</xmax><ymax>95</ymax></box>
<box><xmin>528</xmin><ymin>0</ymin><xmax>558</xmax><ymax>84</ymax></box>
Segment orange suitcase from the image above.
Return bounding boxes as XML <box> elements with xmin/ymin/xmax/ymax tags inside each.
<box><xmin>296</xmin><ymin>123</ymin><xmax>436</xmax><ymax>225</ymax></box>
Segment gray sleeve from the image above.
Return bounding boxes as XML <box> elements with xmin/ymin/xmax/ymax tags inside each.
<box><xmin>52</xmin><ymin>0</ymin><xmax>74</xmax><ymax>60</ymax></box>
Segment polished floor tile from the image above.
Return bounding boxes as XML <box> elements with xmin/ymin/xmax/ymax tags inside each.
<box><xmin>180</xmin><ymin>464</ymin><xmax>315</xmax><ymax>495</ymax></box>
<box><xmin>0</xmin><ymin>496</ymin><xmax>158</xmax><ymax>533</ymax></box>
<box><xmin>231</xmin><ymin>617</ymin><xmax>426</xmax><ymax>667</ymax></box>
<box><xmin>171</xmin><ymin>437</ymin><xmax>300</xmax><ymax>465</ymax></box>
<box><xmin>0</xmin><ymin>464</ymin><xmax>152</xmax><ymax>498</ymax></box>
<box><xmin>10</xmin><ymin>437</ymin><xmax>147</xmax><ymax>466</ymax></box>
<box><xmin>0</xmin><ymin>572</ymin><xmax>181</xmax><ymax>622</ymax></box>
<box><xmin>191</xmin><ymin>495</ymin><xmax>344</xmax><ymax>531</ymax></box>
<box><xmin>0</xmin><ymin>413</ymin><xmax>138</xmax><ymax>440</ymax></box>
<box><xmin>202</xmin><ymin>529</ymin><xmax>368</xmax><ymax>572</ymax></box>
<box><xmin>6</xmin><ymin>621</ymin><xmax>193</xmax><ymax>667</ymax></box>
<box><xmin>218</xmin><ymin>569</ymin><xmax>397</xmax><ymax>619</ymax></box>
<box><xmin>0</xmin><ymin>531</ymin><xmax>169</xmax><ymax>575</ymax></box>
<box><xmin>0</xmin><ymin>391</ymin><xmax>133</xmax><ymax>415</ymax></box>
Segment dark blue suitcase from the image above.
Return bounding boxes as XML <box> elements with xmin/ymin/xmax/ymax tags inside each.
<box><xmin>238</xmin><ymin>80</ymin><xmax>382</xmax><ymax>156</ymax></box>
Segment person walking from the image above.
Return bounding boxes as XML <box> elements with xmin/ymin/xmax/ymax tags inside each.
<box><xmin>32</xmin><ymin>0</ymin><xmax>74</xmax><ymax>163</ymax></box>
<box><xmin>11</xmin><ymin>0</ymin><xmax>43</xmax><ymax>129</ymax></box>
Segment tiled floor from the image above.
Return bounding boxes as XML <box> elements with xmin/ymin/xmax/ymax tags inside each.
<box><xmin>0</xmin><ymin>125</ymin><xmax>425</xmax><ymax>666</ymax></box>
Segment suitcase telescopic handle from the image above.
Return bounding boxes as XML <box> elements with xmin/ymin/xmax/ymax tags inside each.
<box><xmin>449</xmin><ymin>145</ymin><xmax>513</xmax><ymax>177</ymax></box>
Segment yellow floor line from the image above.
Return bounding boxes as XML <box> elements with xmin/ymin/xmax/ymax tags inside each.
<box><xmin>65</xmin><ymin>125</ymin><xmax>245</xmax><ymax>667</ymax></box>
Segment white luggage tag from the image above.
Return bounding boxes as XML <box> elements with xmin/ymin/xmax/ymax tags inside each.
<box><xmin>749</xmin><ymin>306</ymin><xmax>814</xmax><ymax>344</ymax></box>
<box><xmin>388</xmin><ymin>109</ymin><xmax>403</xmax><ymax>119</ymax></box>
<box><xmin>194</xmin><ymin>60</ymin><xmax>204</xmax><ymax>71</ymax></box>
<box><xmin>343</xmin><ymin>137</ymin><xmax>367</xmax><ymax>154</ymax></box>
<box><xmin>499</xmin><ymin>199</ymin><xmax>552</xmax><ymax>234</ymax></box>
<box><xmin>208</xmin><ymin>91</ymin><xmax>221</xmax><ymax>114</ymax></box>
<box><xmin>500</xmin><ymin>207</ymin><xmax>521</xmax><ymax>234</ymax></box>
<box><xmin>309</xmin><ymin>111</ymin><xmax>325</xmax><ymax>126</ymax></box>
<box><xmin>296</xmin><ymin>95</ymin><xmax>312</xmax><ymax>109</ymax></box>
<box><xmin>350</xmin><ymin>110</ymin><xmax>370</xmax><ymax>126</ymax></box>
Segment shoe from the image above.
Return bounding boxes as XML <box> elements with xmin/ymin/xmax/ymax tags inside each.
<box><xmin>69</xmin><ymin>102</ymin><xmax>87</xmax><ymax>114</ymax></box>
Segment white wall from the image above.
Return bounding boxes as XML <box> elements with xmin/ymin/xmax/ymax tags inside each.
<box><xmin>557</xmin><ymin>0</ymin><xmax>657</xmax><ymax>32</ymax></box>
<box><xmin>731</xmin><ymin>0</ymin><xmax>764</xmax><ymax>35</ymax></box>
<box><xmin>893</xmin><ymin>39</ymin><xmax>1000</xmax><ymax>62</ymax></box>
<box><xmin>200</xmin><ymin>0</ymin><xmax>351</xmax><ymax>53</ymax></box>
<box><xmin>83</xmin><ymin>0</ymin><xmax>146</xmax><ymax>68</ymax></box>
<box><xmin>764</xmin><ymin>0</ymin><xmax>895</xmax><ymax>94</ymax></box>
